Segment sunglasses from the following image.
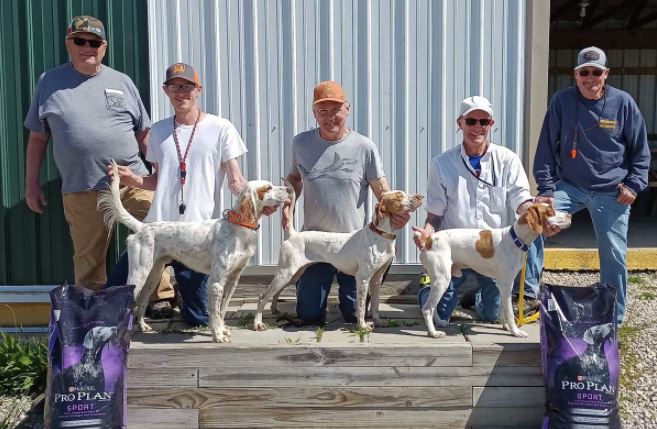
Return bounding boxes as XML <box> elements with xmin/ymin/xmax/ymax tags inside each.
<box><xmin>578</xmin><ymin>69</ymin><xmax>604</xmax><ymax>77</ymax></box>
<box><xmin>70</xmin><ymin>37</ymin><xmax>104</xmax><ymax>48</ymax></box>
<box><xmin>463</xmin><ymin>118</ymin><xmax>492</xmax><ymax>126</ymax></box>
<box><xmin>315</xmin><ymin>108</ymin><xmax>347</xmax><ymax>117</ymax></box>
<box><xmin>165</xmin><ymin>83</ymin><xmax>197</xmax><ymax>93</ymax></box>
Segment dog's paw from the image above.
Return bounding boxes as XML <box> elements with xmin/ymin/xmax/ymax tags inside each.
<box><xmin>427</xmin><ymin>330</ymin><xmax>446</xmax><ymax>339</ymax></box>
<box><xmin>252</xmin><ymin>322</ymin><xmax>267</xmax><ymax>332</ymax></box>
<box><xmin>223</xmin><ymin>327</ymin><xmax>232</xmax><ymax>337</ymax></box>
<box><xmin>373</xmin><ymin>318</ymin><xmax>388</xmax><ymax>328</ymax></box>
<box><xmin>212</xmin><ymin>331</ymin><xmax>231</xmax><ymax>343</ymax></box>
<box><xmin>511</xmin><ymin>329</ymin><xmax>528</xmax><ymax>338</ymax></box>
<box><xmin>138</xmin><ymin>321</ymin><xmax>153</xmax><ymax>333</ymax></box>
<box><xmin>358</xmin><ymin>321</ymin><xmax>374</xmax><ymax>333</ymax></box>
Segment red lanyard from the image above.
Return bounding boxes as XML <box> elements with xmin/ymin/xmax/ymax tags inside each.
<box><xmin>172</xmin><ymin>110</ymin><xmax>201</xmax><ymax>214</ymax></box>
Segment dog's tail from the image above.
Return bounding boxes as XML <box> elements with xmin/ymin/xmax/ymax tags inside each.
<box><xmin>97</xmin><ymin>161</ymin><xmax>144</xmax><ymax>232</ymax></box>
<box><xmin>282</xmin><ymin>177</ymin><xmax>296</xmax><ymax>239</ymax></box>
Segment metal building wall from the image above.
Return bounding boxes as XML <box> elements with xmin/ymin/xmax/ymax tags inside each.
<box><xmin>0</xmin><ymin>0</ymin><xmax>150</xmax><ymax>284</ymax></box>
<box><xmin>148</xmin><ymin>0</ymin><xmax>529</xmax><ymax>267</ymax></box>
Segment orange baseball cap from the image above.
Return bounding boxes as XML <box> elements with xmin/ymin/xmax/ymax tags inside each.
<box><xmin>313</xmin><ymin>80</ymin><xmax>347</xmax><ymax>104</ymax></box>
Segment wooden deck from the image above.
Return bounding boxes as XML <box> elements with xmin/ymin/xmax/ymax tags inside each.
<box><xmin>127</xmin><ymin>296</ymin><xmax>545</xmax><ymax>429</ymax></box>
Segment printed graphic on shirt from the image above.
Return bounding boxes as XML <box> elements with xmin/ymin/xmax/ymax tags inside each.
<box><xmin>297</xmin><ymin>152</ymin><xmax>358</xmax><ymax>182</ymax></box>
<box><xmin>599</xmin><ymin>119</ymin><xmax>617</xmax><ymax>129</ymax></box>
<box><xmin>104</xmin><ymin>88</ymin><xmax>126</xmax><ymax>110</ymax></box>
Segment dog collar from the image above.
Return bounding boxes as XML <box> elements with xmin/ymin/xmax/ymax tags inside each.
<box><xmin>223</xmin><ymin>209</ymin><xmax>260</xmax><ymax>231</ymax></box>
<box><xmin>509</xmin><ymin>225</ymin><xmax>530</xmax><ymax>252</ymax></box>
<box><xmin>369</xmin><ymin>223</ymin><xmax>396</xmax><ymax>240</ymax></box>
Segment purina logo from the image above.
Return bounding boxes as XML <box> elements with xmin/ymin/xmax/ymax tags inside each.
<box><xmin>173</xmin><ymin>64</ymin><xmax>186</xmax><ymax>74</ymax></box>
<box><xmin>583</xmin><ymin>51</ymin><xmax>600</xmax><ymax>61</ymax></box>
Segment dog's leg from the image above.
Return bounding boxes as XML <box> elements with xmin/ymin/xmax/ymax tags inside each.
<box><xmin>498</xmin><ymin>277</ymin><xmax>528</xmax><ymax>338</ymax></box>
<box><xmin>253</xmin><ymin>266</ymin><xmax>299</xmax><ymax>331</ymax></box>
<box><xmin>420</xmin><ymin>254</ymin><xmax>451</xmax><ymax>338</ymax></box>
<box><xmin>133</xmin><ymin>259</ymin><xmax>166</xmax><ymax>333</ymax></box>
<box><xmin>355</xmin><ymin>271</ymin><xmax>373</xmax><ymax>332</ymax></box>
<box><xmin>208</xmin><ymin>276</ymin><xmax>230</xmax><ymax>343</ymax></box>
<box><xmin>369</xmin><ymin>263</ymin><xmax>390</xmax><ymax>328</ymax></box>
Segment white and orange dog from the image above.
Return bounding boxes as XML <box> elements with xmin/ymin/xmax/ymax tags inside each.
<box><xmin>252</xmin><ymin>190</ymin><xmax>424</xmax><ymax>332</ymax></box>
<box><xmin>414</xmin><ymin>202</ymin><xmax>571</xmax><ymax>338</ymax></box>
<box><xmin>98</xmin><ymin>163</ymin><xmax>290</xmax><ymax>342</ymax></box>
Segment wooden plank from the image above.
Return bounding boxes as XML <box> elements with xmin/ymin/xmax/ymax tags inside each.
<box><xmin>197</xmin><ymin>366</ymin><xmax>543</xmax><ymax>388</ymax></box>
<box><xmin>468</xmin><ymin>407</ymin><xmax>544</xmax><ymax>427</ymax></box>
<box><xmin>128</xmin><ymin>367</ymin><xmax>198</xmax><ymax>387</ymax></box>
<box><xmin>129</xmin><ymin>344</ymin><xmax>472</xmax><ymax>368</ymax></box>
<box><xmin>472</xmin><ymin>344</ymin><xmax>541</xmax><ymax>367</ymax></box>
<box><xmin>128</xmin><ymin>386</ymin><xmax>471</xmax><ymax>409</ymax></box>
<box><xmin>473</xmin><ymin>386</ymin><xmax>545</xmax><ymax>408</ymax></box>
<box><xmin>127</xmin><ymin>407</ymin><xmax>198</xmax><ymax>428</ymax></box>
<box><xmin>198</xmin><ymin>408</ymin><xmax>470</xmax><ymax>428</ymax></box>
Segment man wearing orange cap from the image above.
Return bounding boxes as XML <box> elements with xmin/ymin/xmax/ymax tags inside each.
<box><xmin>282</xmin><ymin>80</ymin><xmax>408</xmax><ymax>325</ymax></box>
<box><xmin>106</xmin><ymin>63</ymin><xmax>249</xmax><ymax>326</ymax></box>
<box><xmin>24</xmin><ymin>15</ymin><xmax>173</xmax><ymax>308</ymax></box>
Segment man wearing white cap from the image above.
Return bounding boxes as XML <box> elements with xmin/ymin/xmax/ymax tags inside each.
<box><xmin>531</xmin><ymin>46</ymin><xmax>649</xmax><ymax>325</ymax></box>
<box><xmin>413</xmin><ymin>96</ymin><xmax>533</xmax><ymax>323</ymax></box>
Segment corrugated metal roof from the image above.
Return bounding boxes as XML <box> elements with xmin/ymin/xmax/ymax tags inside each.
<box><xmin>148</xmin><ymin>0</ymin><xmax>529</xmax><ymax>266</ymax></box>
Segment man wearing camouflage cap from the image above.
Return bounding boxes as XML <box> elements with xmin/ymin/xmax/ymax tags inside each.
<box><xmin>24</xmin><ymin>15</ymin><xmax>174</xmax><ymax>310</ymax></box>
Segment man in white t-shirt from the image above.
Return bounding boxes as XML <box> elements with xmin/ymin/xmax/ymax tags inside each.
<box><xmin>106</xmin><ymin>63</ymin><xmax>248</xmax><ymax>326</ymax></box>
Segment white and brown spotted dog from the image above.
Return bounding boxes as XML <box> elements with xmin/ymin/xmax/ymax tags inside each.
<box><xmin>98</xmin><ymin>163</ymin><xmax>290</xmax><ymax>342</ymax></box>
<box><xmin>415</xmin><ymin>202</ymin><xmax>571</xmax><ymax>338</ymax></box>
<box><xmin>252</xmin><ymin>190</ymin><xmax>424</xmax><ymax>332</ymax></box>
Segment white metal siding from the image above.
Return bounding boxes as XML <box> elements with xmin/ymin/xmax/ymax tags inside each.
<box><xmin>147</xmin><ymin>0</ymin><xmax>528</xmax><ymax>267</ymax></box>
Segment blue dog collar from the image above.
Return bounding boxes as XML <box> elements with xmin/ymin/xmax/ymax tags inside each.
<box><xmin>510</xmin><ymin>225</ymin><xmax>530</xmax><ymax>252</ymax></box>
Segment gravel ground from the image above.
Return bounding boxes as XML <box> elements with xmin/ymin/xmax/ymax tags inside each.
<box><xmin>2</xmin><ymin>271</ymin><xmax>656</xmax><ymax>428</ymax></box>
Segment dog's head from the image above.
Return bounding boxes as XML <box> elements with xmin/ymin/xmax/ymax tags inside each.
<box><xmin>237</xmin><ymin>180</ymin><xmax>290</xmax><ymax>224</ymax></box>
<box><xmin>583</xmin><ymin>323</ymin><xmax>614</xmax><ymax>346</ymax></box>
<box><xmin>519</xmin><ymin>202</ymin><xmax>571</xmax><ymax>235</ymax></box>
<box><xmin>374</xmin><ymin>191</ymin><xmax>424</xmax><ymax>225</ymax></box>
<box><xmin>83</xmin><ymin>326</ymin><xmax>117</xmax><ymax>350</ymax></box>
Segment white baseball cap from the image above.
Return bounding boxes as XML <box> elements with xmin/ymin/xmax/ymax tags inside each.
<box><xmin>459</xmin><ymin>96</ymin><xmax>494</xmax><ymax>117</ymax></box>
<box><xmin>575</xmin><ymin>46</ymin><xmax>607</xmax><ymax>70</ymax></box>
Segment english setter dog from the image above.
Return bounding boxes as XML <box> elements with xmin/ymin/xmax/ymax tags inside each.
<box><xmin>98</xmin><ymin>163</ymin><xmax>290</xmax><ymax>342</ymax></box>
<box><xmin>252</xmin><ymin>190</ymin><xmax>423</xmax><ymax>332</ymax></box>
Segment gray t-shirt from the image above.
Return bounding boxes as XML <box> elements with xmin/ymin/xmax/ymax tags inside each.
<box><xmin>291</xmin><ymin>129</ymin><xmax>385</xmax><ymax>233</ymax></box>
<box><xmin>24</xmin><ymin>63</ymin><xmax>150</xmax><ymax>193</ymax></box>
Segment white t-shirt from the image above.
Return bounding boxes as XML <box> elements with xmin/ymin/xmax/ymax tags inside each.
<box><xmin>426</xmin><ymin>143</ymin><xmax>532</xmax><ymax>230</ymax></box>
<box><xmin>144</xmin><ymin>113</ymin><xmax>247</xmax><ymax>222</ymax></box>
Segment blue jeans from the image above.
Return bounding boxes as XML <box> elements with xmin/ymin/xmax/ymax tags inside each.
<box><xmin>417</xmin><ymin>269</ymin><xmax>500</xmax><ymax>322</ymax></box>
<box><xmin>296</xmin><ymin>263</ymin><xmax>357</xmax><ymax>323</ymax></box>
<box><xmin>106</xmin><ymin>251</ymin><xmax>209</xmax><ymax>326</ymax></box>
<box><xmin>526</xmin><ymin>180</ymin><xmax>630</xmax><ymax>324</ymax></box>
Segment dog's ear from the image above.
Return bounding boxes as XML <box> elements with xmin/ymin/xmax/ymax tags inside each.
<box><xmin>239</xmin><ymin>187</ymin><xmax>258</xmax><ymax>223</ymax></box>
<box><xmin>523</xmin><ymin>206</ymin><xmax>543</xmax><ymax>234</ymax></box>
<box><xmin>374</xmin><ymin>202</ymin><xmax>386</xmax><ymax>226</ymax></box>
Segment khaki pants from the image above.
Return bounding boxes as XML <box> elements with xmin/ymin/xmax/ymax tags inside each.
<box><xmin>62</xmin><ymin>187</ymin><xmax>174</xmax><ymax>299</ymax></box>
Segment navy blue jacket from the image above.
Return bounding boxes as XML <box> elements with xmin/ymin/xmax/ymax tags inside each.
<box><xmin>533</xmin><ymin>85</ymin><xmax>649</xmax><ymax>196</ymax></box>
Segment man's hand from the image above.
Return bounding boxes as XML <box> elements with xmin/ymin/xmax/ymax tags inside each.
<box><xmin>107</xmin><ymin>164</ymin><xmax>143</xmax><ymax>188</ymax></box>
<box><xmin>617</xmin><ymin>183</ymin><xmax>636</xmax><ymax>205</ymax></box>
<box><xmin>412</xmin><ymin>225</ymin><xmax>433</xmax><ymax>251</ymax></box>
<box><xmin>25</xmin><ymin>181</ymin><xmax>47</xmax><ymax>214</ymax></box>
<box><xmin>390</xmin><ymin>212</ymin><xmax>411</xmax><ymax>229</ymax></box>
<box><xmin>533</xmin><ymin>195</ymin><xmax>560</xmax><ymax>237</ymax></box>
<box><xmin>262</xmin><ymin>205</ymin><xmax>279</xmax><ymax>216</ymax></box>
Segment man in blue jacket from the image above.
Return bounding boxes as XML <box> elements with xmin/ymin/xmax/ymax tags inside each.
<box><xmin>530</xmin><ymin>46</ymin><xmax>649</xmax><ymax>325</ymax></box>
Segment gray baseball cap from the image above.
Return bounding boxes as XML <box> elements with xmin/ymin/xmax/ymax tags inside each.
<box><xmin>576</xmin><ymin>46</ymin><xmax>607</xmax><ymax>70</ymax></box>
<box><xmin>164</xmin><ymin>63</ymin><xmax>201</xmax><ymax>85</ymax></box>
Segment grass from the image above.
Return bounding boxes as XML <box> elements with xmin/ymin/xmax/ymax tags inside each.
<box><xmin>238</xmin><ymin>312</ymin><xmax>256</xmax><ymax>329</ymax></box>
<box><xmin>382</xmin><ymin>318</ymin><xmax>418</xmax><ymax>328</ymax></box>
<box><xmin>279</xmin><ymin>336</ymin><xmax>301</xmax><ymax>345</ymax></box>
<box><xmin>315</xmin><ymin>327</ymin><xmax>324</xmax><ymax>343</ymax></box>
<box><xmin>349</xmin><ymin>325</ymin><xmax>371</xmax><ymax>343</ymax></box>
<box><xmin>638</xmin><ymin>291</ymin><xmax>656</xmax><ymax>301</ymax></box>
<box><xmin>628</xmin><ymin>275</ymin><xmax>644</xmax><ymax>285</ymax></box>
<box><xmin>618</xmin><ymin>322</ymin><xmax>646</xmax><ymax>394</ymax></box>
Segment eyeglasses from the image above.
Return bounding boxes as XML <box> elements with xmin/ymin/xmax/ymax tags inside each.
<box><xmin>463</xmin><ymin>118</ymin><xmax>492</xmax><ymax>126</ymax></box>
<box><xmin>578</xmin><ymin>69</ymin><xmax>604</xmax><ymax>77</ymax></box>
<box><xmin>69</xmin><ymin>37</ymin><xmax>104</xmax><ymax>48</ymax></box>
<box><xmin>165</xmin><ymin>83</ymin><xmax>197</xmax><ymax>93</ymax></box>
<box><xmin>315</xmin><ymin>108</ymin><xmax>347</xmax><ymax>117</ymax></box>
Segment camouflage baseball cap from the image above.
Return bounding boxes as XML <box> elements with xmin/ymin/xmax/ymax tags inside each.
<box><xmin>164</xmin><ymin>63</ymin><xmax>201</xmax><ymax>85</ymax></box>
<box><xmin>67</xmin><ymin>15</ymin><xmax>106</xmax><ymax>40</ymax></box>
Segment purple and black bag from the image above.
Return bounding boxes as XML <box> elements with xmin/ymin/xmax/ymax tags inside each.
<box><xmin>540</xmin><ymin>282</ymin><xmax>621</xmax><ymax>429</ymax></box>
<box><xmin>45</xmin><ymin>284</ymin><xmax>134</xmax><ymax>429</ymax></box>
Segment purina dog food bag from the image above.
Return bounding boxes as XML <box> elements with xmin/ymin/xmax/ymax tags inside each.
<box><xmin>540</xmin><ymin>283</ymin><xmax>620</xmax><ymax>429</ymax></box>
<box><xmin>45</xmin><ymin>284</ymin><xmax>134</xmax><ymax>429</ymax></box>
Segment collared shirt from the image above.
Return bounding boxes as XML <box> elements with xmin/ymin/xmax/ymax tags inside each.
<box><xmin>426</xmin><ymin>143</ymin><xmax>532</xmax><ymax>230</ymax></box>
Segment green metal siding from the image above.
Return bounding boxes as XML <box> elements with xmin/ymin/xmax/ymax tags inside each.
<box><xmin>0</xmin><ymin>0</ymin><xmax>150</xmax><ymax>284</ymax></box>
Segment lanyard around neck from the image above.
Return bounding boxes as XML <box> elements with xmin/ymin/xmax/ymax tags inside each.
<box><xmin>461</xmin><ymin>153</ymin><xmax>496</xmax><ymax>188</ymax></box>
